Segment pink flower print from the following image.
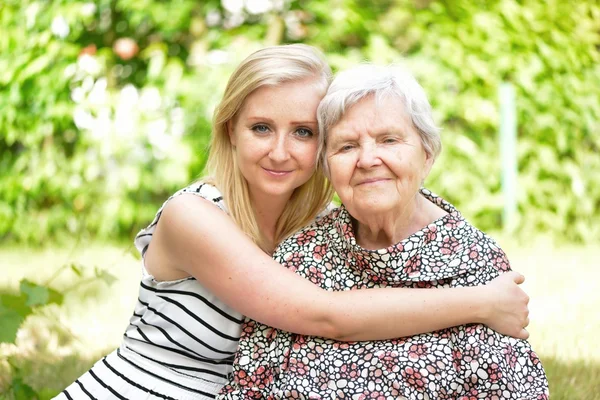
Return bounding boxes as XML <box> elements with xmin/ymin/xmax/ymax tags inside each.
<box><xmin>377</xmin><ymin>351</ymin><xmax>399</xmax><ymax>371</ymax></box>
<box><xmin>416</xmin><ymin>281</ymin><xmax>433</xmax><ymax>288</ymax></box>
<box><xmin>341</xmin><ymin>222</ymin><xmax>353</xmax><ymax>240</ymax></box>
<box><xmin>284</xmin><ymin>252</ymin><xmax>303</xmax><ymax>272</ymax></box>
<box><xmin>296</xmin><ymin>230</ymin><xmax>317</xmax><ymax>245</ymax></box>
<box><xmin>504</xmin><ymin>345</ymin><xmax>518</xmax><ymax>368</ymax></box>
<box><xmin>391</xmin><ymin>242</ymin><xmax>404</xmax><ymax>253</ymax></box>
<box><xmin>452</xmin><ymin>349</ymin><xmax>463</xmax><ymax>371</ymax></box>
<box><xmin>444</xmin><ymin>215</ymin><xmax>459</xmax><ymax>229</ymax></box>
<box><xmin>468</xmin><ymin>243</ymin><xmax>480</xmax><ymax>260</ymax></box>
<box><xmin>425</xmin><ymin>225</ymin><xmax>437</xmax><ymax>244</ymax></box>
<box><xmin>234</xmin><ymin>369</ymin><xmax>250</xmax><ymax>387</ymax></box>
<box><xmin>237</xmin><ymin>365</ymin><xmax>274</xmax><ymax>391</ymax></box>
<box><xmin>264</xmin><ymin>327</ymin><xmax>277</xmax><ymax>340</ymax></box>
<box><xmin>242</xmin><ymin>320</ymin><xmax>256</xmax><ymax>335</ymax></box>
<box><xmin>408</xmin><ymin>343</ymin><xmax>428</xmax><ymax>362</ymax></box>
<box><xmin>332</xmin><ymin>342</ymin><xmax>351</xmax><ymax>350</ymax></box>
<box><xmin>363</xmin><ymin>269</ymin><xmax>381</xmax><ymax>283</ymax></box>
<box><xmin>354</xmin><ymin>252</ymin><xmax>370</xmax><ymax>270</ymax></box>
<box><xmin>530</xmin><ymin>351</ymin><xmax>541</xmax><ymax>365</ymax></box>
<box><xmin>490</xmin><ymin>249</ymin><xmax>511</xmax><ymax>272</ymax></box>
<box><xmin>405</xmin><ymin>254</ymin><xmax>422</xmax><ymax>277</ymax></box>
<box><xmin>288</xmin><ymin>358</ymin><xmax>309</xmax><ymax>376</ymax></box>
<box><xmin>459</xmin><ymin>388</ymin><xmax>479</xmax><ymax>400</ymax></box>
<box><xmin>487</xmin><ymin>363</ymin><xmax>503</xmax><ymax>382</ymax></box>
<box><xmin>357</xmin><ymin>392</ymin><xmax>386</xmax><ymax>400</ymax></box>
<box><xmin>401</xmin><ymin>367</ymin><xmax>426</xmax><ymax>390</ymax></box>
<box><xmin>440</xmin><ymin>236</ymin><xmax>460</xmax><ymax>255</ymax></box>
<box><xmin>313</xmin><ymin>244</ymin><xmax>327</xmax><ymax>261</ymax></box>
<box><xmin>465</xmin><ymin>325</ymin><xmax>476</xmax><ymax>336</ymax></box>
<box><xmin>339</xmin><ymin>362</ymin><xmax>360</xmax><ymax>379</ymax></box>
<box><xmin>306</xmin><ymin>265</ymin><xmax>325</xmax><ymax>284</ymax></box>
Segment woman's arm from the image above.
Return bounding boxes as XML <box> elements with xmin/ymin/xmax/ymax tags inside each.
<box><xmin>147</xmin><ymin>194</ymin><xmax>530</xmax><ymax>341</ymax></box>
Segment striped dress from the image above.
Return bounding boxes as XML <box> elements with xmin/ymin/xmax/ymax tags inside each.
<box><xmin>56</xmin><ymin>183</ymin><xmax>243</xmax><ymax>400</ymax></box>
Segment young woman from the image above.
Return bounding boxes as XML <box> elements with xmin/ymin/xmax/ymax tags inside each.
<box><xmin>56</xmin><ymin>44</ymin><xmax>530</xmax><ymax>399</ymax></box>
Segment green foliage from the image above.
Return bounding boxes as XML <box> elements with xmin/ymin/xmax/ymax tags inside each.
<box><xmin>0</xmin><ymin>281</ymin><xmax>62</xmax><ymax>343</ymax></box>
<box><xmin>0</xmin><ymin>0</ymin><xmax>598</xmax><ymax>244</ymax></box>
<box><xmin>0</xmin><ymin>263</ymin><xmax>117</xmax><ymax>398</ymax></box>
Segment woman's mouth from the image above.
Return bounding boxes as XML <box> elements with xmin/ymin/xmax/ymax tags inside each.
<box><xmin>263</xmin><ymin>168</ymin><xmax>293</xmax><ymax>177</ymax></box>
<box><xmin>357</xmin><ymin>178</ymin><xmax>390</xmax><ymax>186</ymax></box>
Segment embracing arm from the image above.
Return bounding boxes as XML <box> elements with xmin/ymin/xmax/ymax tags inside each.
<box><xmin>147</xmin><ymin>194</ymin><xmax>529</xmax><ymax>341</ymax></box>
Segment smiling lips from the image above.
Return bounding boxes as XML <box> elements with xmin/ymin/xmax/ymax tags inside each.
<box><xmin>357</xmin><ymin>177</ymin><xmax>390</xmax><ymax>186</ymax></box>
<box><xmin>263</xmin><ymin>167</ymin><xmax>293</xmax><ymax>177</ymax></box>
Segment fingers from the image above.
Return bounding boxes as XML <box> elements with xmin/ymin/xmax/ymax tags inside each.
<box><xmin>517</xmin><ymin>328</ymin><xmax>530</xmax><ymax>340</ymax></box>
<box><xmin>509</xmin><ymin>270</ymin><xmax>525</xmax><ymax>284</ymax></box>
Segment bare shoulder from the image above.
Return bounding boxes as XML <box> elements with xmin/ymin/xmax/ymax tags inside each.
<box><xmin>145</xmin><ymin>194</ymin><xmax>228</xmax><ymax>281</ymax></box>
<box><xmin>162</xmin><ymin>192</ymin><xmax>223</xmax><ymax>225</ymax></box>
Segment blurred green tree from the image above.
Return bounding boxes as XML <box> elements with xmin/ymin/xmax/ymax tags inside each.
<box><xmin>0</xmin><ymin>0</ymin><xmax>598</xmax><ymax>245</ymax></box>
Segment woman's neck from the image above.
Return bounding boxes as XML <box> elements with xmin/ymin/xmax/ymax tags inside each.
<box><xmin>355</xmin><ymin>194</ymin><xmax>447</xmax><ymax>250</ymax></box>
<box><xmin>250</xmin><ymin>190</ymin><xmax>292</xmax><ymax>254</ymax></box>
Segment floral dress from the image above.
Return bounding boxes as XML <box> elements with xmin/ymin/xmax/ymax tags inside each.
<box><xmin>218</xmin><ymin>189</ymin><xmax>549</xmax><ymax>400</ymax></box>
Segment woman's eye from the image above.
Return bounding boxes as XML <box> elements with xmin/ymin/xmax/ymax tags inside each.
<box><xmin>295</xmin><ymin>128</ymin><xmax>314</xmax><ymax>138</ymax></box>
<box><xmin>383</xmin><ymin>137</ymin><xmax>397</xmax><ymax>144</ymax></box>
<box><xmin>340</xmin><ymin>144</ymin><xmax>355</xmax><ymax>152</ymax></box>
<box><xmin>251</xmin><ymin>124</ymin><xmax>270</xmax><ymax>134</ymax></box>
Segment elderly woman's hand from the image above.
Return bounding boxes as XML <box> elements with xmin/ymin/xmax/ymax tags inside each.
<box><xmin>479</xmin><ymin>271</ymin><xmax>530</xmax><ymax>339</ymax></box>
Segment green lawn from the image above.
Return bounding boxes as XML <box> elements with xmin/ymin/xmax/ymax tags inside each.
<box><xmin>1</xmin><ymin>240</ymin><xmax>599</xmax><ymax>399</ymax></box>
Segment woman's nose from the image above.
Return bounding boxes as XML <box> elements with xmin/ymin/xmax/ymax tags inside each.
<box><xmin>268</xmin><ymin>134</ymin><xmax>291</xmax><ymax>162</ymax></box>
<box><xmin>356</xmin><ymin>144</ymin><xmax>381</xmax><ymax>169</ymax></box>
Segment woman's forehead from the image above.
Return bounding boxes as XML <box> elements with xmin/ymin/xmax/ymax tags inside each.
<box><xmin>328</xmin><ymin>97</ymin><xmax>411</xmax><ymax>137</ymax></box>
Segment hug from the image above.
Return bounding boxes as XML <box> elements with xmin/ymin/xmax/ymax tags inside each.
<box><xmin>57</xmin><ymin>44</ymin><xmax>548</xmax><ymax>399</ymax></box>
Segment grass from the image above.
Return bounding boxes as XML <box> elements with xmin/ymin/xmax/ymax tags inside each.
<box><xmin>500</xmin><ymin>239</ymin><xmax>600</xmax><ymax>399</ymax></box>
<box><xmin>1</xmin><ymin>239</ymin><xmax>599</xmax><ymax>399</ymax></box>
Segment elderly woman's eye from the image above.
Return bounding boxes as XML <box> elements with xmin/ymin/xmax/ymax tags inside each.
<box><xmin>340</xmin><ymin>144</ymin><xmax>355</xmax><ymax>152</ymax></box>
<box><xmin>295</xmin><ymin>128</ymin><xmax>314</xmax><ymax>138</ymax></box>
<box><xmin>383</xmin><ymin>137</ymin><xmax>397</xmax><ymax>144</ymax></box>
<box><xmin>251</xmin><ymin>124</ymin><xmax>270</xmax><ymax>134</ymax></box>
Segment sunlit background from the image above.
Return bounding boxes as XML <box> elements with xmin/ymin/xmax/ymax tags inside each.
<box><xmin>1</xmin><ymin>0</ymin><xmax>599</xmax><ymax>398</ymax></box>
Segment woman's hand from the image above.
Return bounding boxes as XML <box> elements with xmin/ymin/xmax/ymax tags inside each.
<box><xmin>480</xmin><ymin>271</ymin><xmax>530</xmax><ymax>339</ymax></box>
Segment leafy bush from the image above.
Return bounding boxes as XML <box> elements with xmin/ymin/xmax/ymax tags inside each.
<box><xmin>0</xmin><ymin>263</ymin><xmax>116</xmax><ymax>398</ymax></box>
<box><xmin>0</xmin><ymin>0</ymin><xmax>598</xmax><ymax>244</ymax></box>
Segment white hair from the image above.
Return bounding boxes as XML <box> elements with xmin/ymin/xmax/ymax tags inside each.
<box><xmin>317</xmin><ymin>64</ymin><xmax>442</xmax><ymax>163</ymax></box>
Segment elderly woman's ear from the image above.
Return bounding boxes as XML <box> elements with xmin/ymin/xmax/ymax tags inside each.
<box><xmin>421</xmin><ymin>152</ymin><xmax>435</xmax><ymax>184</ymax></box>
<box><xmin>320</xmin><ymin>155</ymin><xmax>330</xmax><ymax>180</ymax></box>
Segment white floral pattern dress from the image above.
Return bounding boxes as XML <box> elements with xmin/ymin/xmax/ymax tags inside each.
<box><xmin>219</xmin><ymin>189</ymin><xmax>549</xmax><ymax>400</ymax></box>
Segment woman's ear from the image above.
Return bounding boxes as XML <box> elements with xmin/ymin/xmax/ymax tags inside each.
<box><xmin>227</xmin><ymin>120</ymin><xmax>236</xmax><ymax>146</ymax></box>
<box><xmin>321</xmin><ymin>155</ymin><xmax>331</xmax><ymax>180</ymax></box>
<box><xmin>422</xmin><ymin>152</ymin><xmax>435</xmax><ymax>181</ymax></box>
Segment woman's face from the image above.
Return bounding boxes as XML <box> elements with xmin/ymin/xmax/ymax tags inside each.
<box><xmin>229</xmin><ymin>78</ymin><xmax>324</xmax><ymax>203</ymax></box>
<box><xmin>325</xmin><ymin>95</ymin><xmax>434</xmax><ymax>219</ymax></box>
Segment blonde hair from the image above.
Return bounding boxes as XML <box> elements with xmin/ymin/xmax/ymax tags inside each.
<box><xmin>204</xmin><ymin>44</ymin><xmax>334</xmax><ymax>252</ymax></box>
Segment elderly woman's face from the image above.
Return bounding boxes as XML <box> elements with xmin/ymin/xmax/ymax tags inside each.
<box><xmin>325</xmin><ymin>95</ymin><xmax>434</xmax><ymax>219</ymax></box>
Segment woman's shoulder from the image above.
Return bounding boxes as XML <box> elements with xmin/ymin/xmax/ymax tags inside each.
<box><xmin>134</xmin><ymin>181</ymin><xmax>227</xmax><ymax>258</ymax></box>
<box><xmin>171</xmin><ymin>181</ymin><xmax>227</xmax><ymax>212</ymax></box>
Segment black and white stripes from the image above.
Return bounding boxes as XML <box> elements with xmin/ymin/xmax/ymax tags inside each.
<box><xmin>55</xmin><ymin>183</ymin><xmax>243</xmax><ymax>399</ymax></box>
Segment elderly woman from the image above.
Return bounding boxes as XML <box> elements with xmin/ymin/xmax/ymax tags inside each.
<box><xmin>219</xmin><ymin>65</ymin><xmax>549</xmax><ymax>399</ymax></box>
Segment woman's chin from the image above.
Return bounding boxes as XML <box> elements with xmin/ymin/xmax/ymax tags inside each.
<box><xmin>348</xmin><ymin>201</ymin><xmax>397</xmax><ymax>219</ymax></box>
